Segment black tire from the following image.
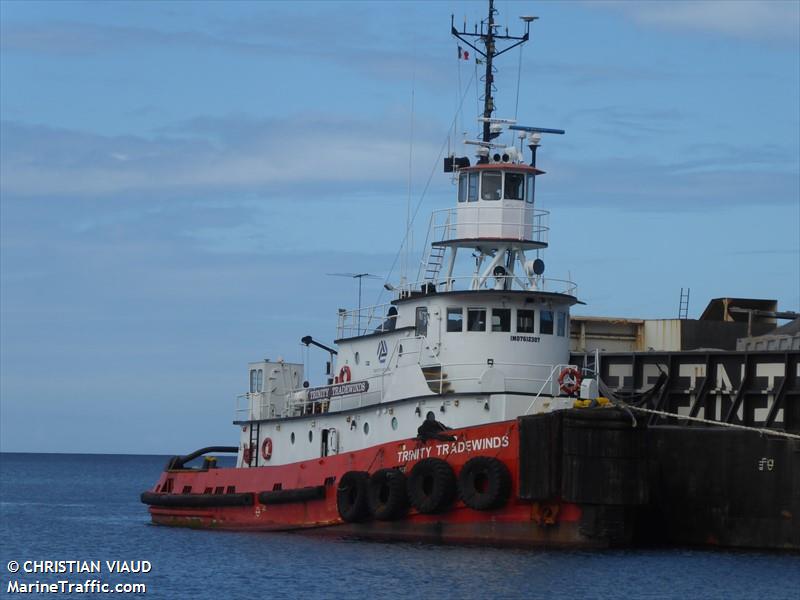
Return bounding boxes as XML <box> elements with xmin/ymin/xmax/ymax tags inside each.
<box><xmin>337</xmin><ymin>471</ymin><xmax>370</xmax><ymax>522</ymax></box>
<box><xmin>367</xmin><ymin>469</ymin><xmax>408</xmax><ymax>520</ymax></box>
<box><xmin>407</xmin><ymin>458</ymin><xmax>456</xmax><ymax>514</ymax></box>
<box><xmin>458</xmin><ymin>456</ymin><xmax>511</xmax><ymax>511</ymax></box>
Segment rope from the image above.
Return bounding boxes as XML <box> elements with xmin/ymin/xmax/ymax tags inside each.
<box><xmin>597</xmin><ymin>378</ymin><xmax>800</xmax><ymax>441</ymax></box>
<box><xmin>622</xmin><ymin>404</ymin><xmax>800</xmax><ymax>441</ymax></box>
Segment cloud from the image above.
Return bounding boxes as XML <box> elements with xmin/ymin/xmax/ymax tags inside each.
<box><xmin>593</xmin><ymin>0</ymin><xmax>800</xmax><ymax>43</ymax></box>
<box><xmin>543</xmin><ymin>153</ymin><xmax>798</xmax><ymax>211</ymax></box>
<box><xmin>0</xmin><ymin>13</ymin><xmax>451</xmax><ymax>89</ymax></box>
<box><xmin>0</xmin><ymin>114</ymin><xmax>444</xmax><ymax>198</ymax></box>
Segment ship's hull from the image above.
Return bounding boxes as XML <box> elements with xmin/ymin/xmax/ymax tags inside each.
<box><xmin>144</xmin><ymin>418</ymin><xmax>611</xmax><ymax>548</ymax></box>
<box><xmin>143</xmin><ymin>407</ymin><xmax>799</xmax><ymax>550</ymax></box>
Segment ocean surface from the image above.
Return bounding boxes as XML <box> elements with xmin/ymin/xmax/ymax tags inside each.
<box><xmin>1</xmin><ymin>452</ymin><xmax>798</xmax><ymax>599</ymax></box>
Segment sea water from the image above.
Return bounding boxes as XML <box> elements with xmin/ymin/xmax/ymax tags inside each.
<box><xmin>1</xmin><ymin>453</ymin><xmax>797</xmax><ymax>599</ymax></box>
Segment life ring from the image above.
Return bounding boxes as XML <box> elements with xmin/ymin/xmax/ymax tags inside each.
<box><xmin>336</xmin><ymin>471</ymin><xmax>370</xmax><ymax>522</ymax></box>
<box><xmin>558</xmin><ymin>367</ymin><xmax>582</xmax><ymax>396</ymax></box>
<box><xmin>261</xmin><ymin>437</ymin><xmax>273</xmax><ymax>461</ymax></box>
<box><xmin>338</xmin><ymin>365</ymin><xmax>352</xmax><ymax>383</ymax></box>
<box><xmin>367</xmin><ymin>469</ymin><xmax>408</xmax><ymax>520</ymax></box>
<box><xmin>407</xmin><ymin>457</ymin><xmax>456</xmax><ymax>514</ymax></box>
<box><xmin>457</xmin><ymin>456</ymin><xmax>511</xmax><ymax>511</ymax></box>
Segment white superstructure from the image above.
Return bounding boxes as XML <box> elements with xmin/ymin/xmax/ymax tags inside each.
<box><xmin>236</xmin><ymin>134</ymin><xmax>580</xmax><ymax>468</ymax></box>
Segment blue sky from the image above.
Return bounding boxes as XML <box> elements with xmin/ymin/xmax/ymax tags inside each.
<box><xmin>1</xmin><ymin>1</ymin><xmax>798</xmax><ymax>454</ymax></box>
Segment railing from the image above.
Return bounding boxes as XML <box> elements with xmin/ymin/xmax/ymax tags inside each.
<box><xmin>399</xmin><ymin>274</ymin><xmax>578</xmax><ymax>297</ymax></box>
<box><xmin>428</xmin><ymin>206</ymin><xmax>550</xmax><ymax>244</ymax></box>
<box><xmin>524</xmin><ymin>363</ymin><xmax>577</xmax><ymax>415</ymax></box>
<box><xmin>336</xmin><ymin>302</ymin><xmax>393</xmax><ymax>339</ymax></box>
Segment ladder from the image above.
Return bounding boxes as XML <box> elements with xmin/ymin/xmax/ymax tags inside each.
<box><xmin>248</xmin><ymin>421</ymin><xmax>260</xmax><ymax>467</ymax></box>
<box><xmin>423</xmin><ymin>245</ymin><xmax>447</xmax><ymax>283</ymax></box>
<box><xmin>678</xmin><ymin>287</ymin><xmax>690</xmax><ymax>320</ymax></box>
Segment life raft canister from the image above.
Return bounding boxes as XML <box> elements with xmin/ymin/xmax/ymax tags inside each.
<box><xmin>261</xmin><ymin>437</ymin><xmax>273</xmax><ymax>461</ymax></box>
<box><xmin>338</xmin><ymin>365</ymin><xmax>352</xmax><ymax>383</ymax></box>
<box><xmin>558</xmin><ymin>367</ymin><xmax>582</xmax><ymax>396</ymax></box>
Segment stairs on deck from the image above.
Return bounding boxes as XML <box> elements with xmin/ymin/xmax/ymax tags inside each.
<box><xmin>421</xmin><ymin>365</ymin><xmax>452</xmax><ymax>394</ymax></box>
<box><xmin>423</xmin><ymin>245</ymin><xmax>447</xmax><ymax>284</ymax></box>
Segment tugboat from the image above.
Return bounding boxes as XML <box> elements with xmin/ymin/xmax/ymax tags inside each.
<box><xmin>141</xmin><ymin>2</ymin><xmax>797</xmax><ymax>549</ymax></box>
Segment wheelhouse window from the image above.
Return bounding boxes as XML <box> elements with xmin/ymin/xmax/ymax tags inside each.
<box><xmin>526</xmin><ymin>173</ymin><xmax>535</xmax><ymax>203</ymax></box>
<box><xmin>491</xmin><ymin>308</ymin><xmax>511</xmax><ymax>332</ymax></box>
<box><xmin>447</xmin><ymin>308</ymin><xmax>463</xmax><ymax>332</ymax></box>
<box><xmin>468</xmin><ymin>172</ymin><xmax>479</xmax><ymax>202</ymax></box>
<box><xmin>540</xmin><ymin>310</ymin><xmax>554</xmax><ymax>335</ymax></box>
<box><xmin>557</xmin><ymin>312</ymin><xmax>567</xmax><ymax>337</ymax></box>
<box><xmin>481</xmin><ymin>171</ymin><xmax>502</xmax><ymax>200</ymax></box>
<box><xmin>249</xmin><ymin>369</ymin><xmax>257</xmax><ymax>393</ymax></box>
<box><xmin>467</xmin><ymin>308</ymin><xmax>487</xmax><ymax>332</ymax></box>
<box><xmin>458</xmin><ymin>172</ymin><xmax>468</xmax><ymax>202</ymax></box>
<box><xmin>257</xmin><ymin>369</ymin><xmax>263</xmax><ymax>392</ymax></box>
<box><xmin>517</xmin><ymin>309</ymin><xmax>535</xmax><ymax>333</ymax></box>
<box><xmin>504</xmin><ymin>172</ymin><xmax>525</xmax><ymax>200</ymax></box>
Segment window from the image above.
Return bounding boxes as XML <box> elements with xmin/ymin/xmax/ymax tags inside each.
<box><xmin>308</xmin><ymin>430</ymin><xmax>313</xmax><ymax>443</ymax></box>
<box><xmin>526</xmin><ymin>173</ymin><xmax>535</xmax><ymax>203</ymax></box>
<box><xmin>557</xmin><ymin>312</ymin><xmax>567</xmax><ymax>337</ymax></box>
<box><xmin>491</xmin><ymin>308</ymin><xmax>511</xmax><ymax>332</ymax></box>
<box><xmin>481</xmin><ymin>171</ymin><xmax>502</xmax><ymax>200</ymax></box>
<box><xmin>467</xmin><ymin>308</ymin><xmax>486</xmax><ymax>332</ymax></box>
<box><xmin>415</xmin><ymin>307</ymin><xmax>429</xmax><ymax>337</ymax></box>
<box><xmin>504</xmin><ymin>173</ymin><xmax>525</xmax><ymax>200</ymax></box>
<box><xmin>391</xmin><ymin>417</ymin><xmax>398</xmax><ymax>430</ymax></box>
<box><xmin>249</xmin><ymin>370</ymin><xmax>257</xmax><ymax>393</ymax></box>
<box><xmin>256</xmin><ymin>369</ymin><xmax>263</xmax><ymax>392</ymax></box>
<box><xmin>517</xmin><ymin>309</ymin><xmax>535</xmax><ymax>333</ymax></box>
<box><xmin>290</xmin><ymin>432</ymin><xmax>295</xmax><ymax>444</ymax></box>
<box><xmin>458</xmin><ymin>172</ymin><xmax>468</xmax><ymax>202</ymax></box>
<box><xmin>363</xmin><ymin>422</ymin><xmax>370</xmax><ymax>435</ymax></box>
<box><xmin>541</xmin><ymin>310</ymin><xmax>554</xmax><ymax>335</ymax></box>
<box><xmin>468</xmin><ymin>172</ymin><xmax>479</xmax><ymax>202</ymax></box>
<box><xmin>447</xmin><ymin>308</ymin><xmax>463</xmax><ymax>332</ymax></box>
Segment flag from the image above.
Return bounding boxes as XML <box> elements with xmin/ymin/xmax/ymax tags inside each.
<box><xmin>458</xmin><ymin>46</ymin><xmax>469</xmax><ymax>61</ymax></box>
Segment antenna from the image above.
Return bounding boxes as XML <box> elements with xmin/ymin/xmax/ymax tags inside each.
<box><xmin>451</xmin><ymin>0</ymin><xmax>533</xmax><ymax>145</ymax></box>
<box><xmin>327</xmin><ymin>273</ymin><xmax>382</xmax><ymax>332</ymax></box>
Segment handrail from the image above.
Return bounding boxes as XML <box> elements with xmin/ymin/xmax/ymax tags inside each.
<box><xmin>524</xmin><ymin>363</ymin><xmax>575</xmax><ymax>415</ymax></box>
<box><xmin>398</xmin><ymin>274</ymin><xmax>578</xmax><ymax>296</ymax></box>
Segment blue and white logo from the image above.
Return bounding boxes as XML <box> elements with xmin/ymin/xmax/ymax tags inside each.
<box><xmin>377</xmin><ymin>340</ymin><xmax>388</xmax><ymax>363</ymax></box>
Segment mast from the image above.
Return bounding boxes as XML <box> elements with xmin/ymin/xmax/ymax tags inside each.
<box><xmin>451</xmin><ymin>0</ymin><xmax>533</xmax><ymax>145</ymax></box>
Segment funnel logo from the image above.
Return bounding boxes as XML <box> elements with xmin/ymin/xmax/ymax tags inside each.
<box><xmin>377</xmin><ymin>340</ymin><xmax>388</xmax><ymax>363</ymax></box>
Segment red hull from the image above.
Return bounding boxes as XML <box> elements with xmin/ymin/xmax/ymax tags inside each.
<box><xmin>145</xmin><ymin>419</ymin><xmax>600</xmax><ymax>547</ymax></box>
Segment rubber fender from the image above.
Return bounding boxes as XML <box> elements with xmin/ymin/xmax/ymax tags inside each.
<box><xmin>367</xmin><ymin>469</ymin><xmax>408</xmax><ymax>520</ymax></box>
<box><xmin>407</xmin><ymin>458</ymin><xmax>456</xmax><ymax>514</ymax></box>
<box><xmin>336</xmin><ymin>471</ymin><xmax>370</xmax><ymax>522</ymax></box>
<box><xmin>458</xmin><ymin>456</ymin><xmax>512</xmax><ymax>511</ymax></box>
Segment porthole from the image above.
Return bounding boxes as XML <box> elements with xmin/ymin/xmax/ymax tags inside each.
<box><xmin>391</xmin><ymin>417</ymin><xmax>398</xmax><ymax>430</ymax></box>
<box><xmin>363</xmin><ymin>422</ymin><xmax>370</xmax><ymax>435</ymax></box>
<box><xmin>354</xmin><ymin>352</ymin><xmax>360</xmax><ymax>365</ymax></box>
<box><xmin>308</xmin><ymin>430</ymin><xmax>313</xmax><ymax>443</ymax></box>
<box><xmin>290</xmin><ymin>432</ymin><xmax>295</xmax><ymax>444</ymax></box>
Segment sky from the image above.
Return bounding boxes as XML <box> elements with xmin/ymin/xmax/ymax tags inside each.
<box><xmin>1</xmin><ymin>0</ymin><xmax>798</xmax><ymax>454</ymax></box>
